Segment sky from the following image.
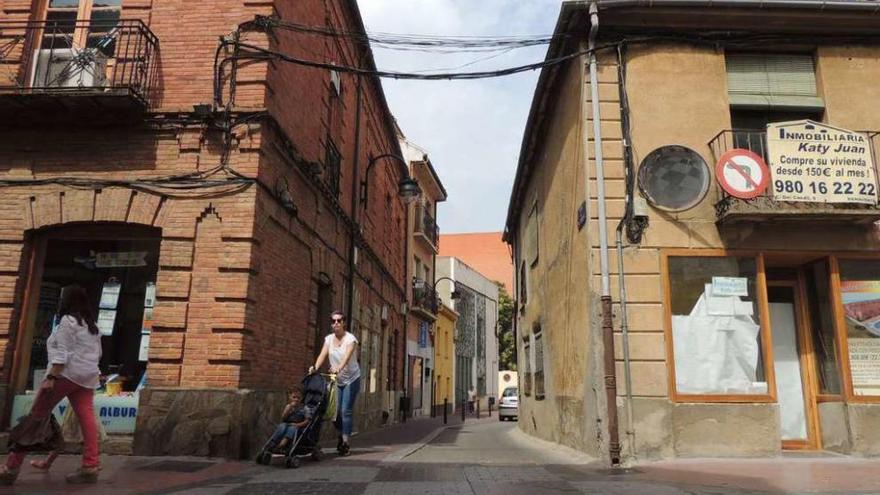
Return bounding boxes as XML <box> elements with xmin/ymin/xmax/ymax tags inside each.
<box><xmin>359</xmin><ymin>1</ymin><xmax>564</xmax><ymax>234</ymax></box>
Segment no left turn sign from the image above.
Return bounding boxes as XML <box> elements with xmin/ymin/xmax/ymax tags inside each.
<box><xmin>715</xmin><ymin>149</ymin><xmax>770</xmax><ymax>200</ymax></box>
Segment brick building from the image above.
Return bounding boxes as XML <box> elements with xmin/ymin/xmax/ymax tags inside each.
<box><xmin>0</xmin><ymin>0</ymin><xmax>411</xmax><ymax>458</ymax></box>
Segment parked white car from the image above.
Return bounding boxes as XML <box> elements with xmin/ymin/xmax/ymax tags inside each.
<box><xmin>498</xmin><ymin>386</ymin><xmax>518</xmax><ymax>421</ymax></box>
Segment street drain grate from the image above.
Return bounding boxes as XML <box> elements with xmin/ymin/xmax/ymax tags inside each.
<box><xmin>138</xmin><ymin>460</ymin><xmax>216</xmax><ymax>473</ymax></box>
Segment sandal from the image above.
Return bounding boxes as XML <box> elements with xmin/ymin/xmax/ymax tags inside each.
<box><xmin>66</xmin><ymin>467</ymin><xmax>99</xmax><ymax>484</ymax></box>
<box><xmin>0</xmin><ymin>466</ymin><xmax>19</xmax><ymax>485</ymax></box>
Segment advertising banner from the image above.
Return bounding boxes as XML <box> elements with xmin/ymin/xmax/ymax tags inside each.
<box><xmin>12</xmin><ymin>393</ymin><xmax>139</xmax><ymax>433</ymax></box>
<box><xmin>841</xmin><ymin>280</ymin><xmax>880</xmax><ymax>395</ymax></box>
<box><xmin>766</xmin><ymin>121</ymin><xmax>877</xmax><ymax>204</ymax></box>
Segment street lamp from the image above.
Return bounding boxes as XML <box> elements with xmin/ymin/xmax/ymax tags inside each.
<box><xmin>360</xmin><ymin>153</ymin><xmax>421</xmax><ymax>208</ymax></box>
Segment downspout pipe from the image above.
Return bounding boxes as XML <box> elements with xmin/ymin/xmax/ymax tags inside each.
<box><xmin>347</xmin><ymin>73</ymin><xmax>364</xmax><ymax>327</ymax></box>
<box><xmin>588</xmin><ymin>1</ymin><xmax>621</xmax><ymax>467</ymax></box>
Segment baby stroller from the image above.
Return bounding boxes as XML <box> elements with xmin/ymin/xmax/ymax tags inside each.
<box><xmin>256</xmin><ymin>372</ymin><xmax>333</xmax><ymax>468</ymax></box>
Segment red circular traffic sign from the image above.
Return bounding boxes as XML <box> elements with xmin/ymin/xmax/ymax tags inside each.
<box><xmin>715</xmin><ymin>149</ymin><xmax>770</xmax><ymax>199</ymax></box>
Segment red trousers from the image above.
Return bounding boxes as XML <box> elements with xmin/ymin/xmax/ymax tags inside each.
<box><xmin>6</xmin><ymin>377</ymin><xmax>99</xmax><ymax>469</ymax></box>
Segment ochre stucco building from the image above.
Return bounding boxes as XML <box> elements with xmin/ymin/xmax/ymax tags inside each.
<box><xmin>0</xmin><ymin>0</ymin><xmax>411</xmax><ymax>458</ymax></box>
<box><xmin>505</xmin><ymin>0</ymin><xmax>880</xmax><ymax>464</ymax></box>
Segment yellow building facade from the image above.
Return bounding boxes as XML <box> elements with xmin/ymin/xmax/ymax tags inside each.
<box><xmin>505</xmin><ymin>1</ymin><xmax>880</xmax><ymax>464</ymax></box>
<box><xmin>435</xmin><ymin>302</ymin><xmax>458</xmax><ymax>412</ymax></box>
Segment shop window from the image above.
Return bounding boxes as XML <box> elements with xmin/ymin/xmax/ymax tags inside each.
<box><xmin>12</xmin><ymin>225</ymin><xmax>159</xmax><ymax>432</ymax></box>
<box><xmin>533</xmin><ymin>325</ymin><xmax>545</xmax><ymax>400</ymax></box>
<box><xmin>667</xmin><ymin>255</ymin><xmax>769</xmax><ymax>396</ymax></box>
<box><xmin>838</xmin><ymin>259</ymin><xmax>880</xmax><ymax>397</ymax></box>
<box><xmin>804</xmin><ymin>260</ymin><xmax>842</xmax><ymax>395</ymax></box>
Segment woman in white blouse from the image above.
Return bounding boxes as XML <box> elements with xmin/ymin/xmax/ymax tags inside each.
<box><xmin>310</xmin><ymin>310</ymin><xmax>360</xmax><ymax>456</ymax></box>
<box><xmin>0</xmin><ymin>286</ymin><xmax>102</xmax><ymax>485</ymax></box>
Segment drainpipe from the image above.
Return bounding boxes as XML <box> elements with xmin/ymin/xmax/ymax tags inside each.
<box><xmin>587</xmin><ymin>1</ymin><xmax>621</xmax><ymax>466</ymax></box>
<box><xmin>347</xmin><ymin>73</ymin><xmax>364</xmax><ymax>326</ymax></box>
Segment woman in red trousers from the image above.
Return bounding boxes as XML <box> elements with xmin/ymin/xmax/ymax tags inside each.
<box><xmin>0</xmin><ymin>286</ymin><xmax>102</xmax><ymax>485</ymax></box>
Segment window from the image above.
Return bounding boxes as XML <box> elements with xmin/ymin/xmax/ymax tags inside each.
<box><xmin>522</xmin><ymin>335</ymin><xmax>532</xmax><ymax>396</ymax></box>
<box><xmin>533</xmin><ymin>324</ymin><xmax>545</xmax><ymax>400</ymax></box>
<box><xmin>526</xmin><ymin>201</ymin><xmax>539</xmax><ymax>267</ymax></box>
<box><xmin>324</xmin><ymin>140</ymin><xmax>342</xmax><ymax>196</ymax></box>
<box><xmin>314</xmin><ymin>279</ymin><xmax>333</xmax><ymax>359</ymax></box>
<box><xmin>838</xmin><ymin>259</ymin><xmax>880</xmax><ymax>397</ymax></box>
<box><xmin>726</xmin><ymin>53</ymin><xmax>823</xmax><ymax>112</ymax></box>
<box><xmin>667</xmin><ymin>255</ymin><xmax>770</xmax><ymax>397</ymax></box>
<box><xmin>519</xmin><ymin>261</ymin><xmax>527</xmax><ymax>308</ymax></box>
<box><xmin>726</xmin><ymin>53</ymin><xmax>824</xmax><ymax>158</ymax></box>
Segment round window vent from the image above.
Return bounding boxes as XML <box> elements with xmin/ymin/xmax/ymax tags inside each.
<box><xmin>638</xmin><ymin>145</ymin><xmax>710</xmax><ymax>212</ymax></box>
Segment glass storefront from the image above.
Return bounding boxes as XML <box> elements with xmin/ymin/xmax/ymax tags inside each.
<box><xmin>10</xmin><ymin>225</ymin><xmax>160</xmax><ymax>434</ymax></box>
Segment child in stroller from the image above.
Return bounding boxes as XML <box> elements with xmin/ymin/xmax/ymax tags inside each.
<box><xmin>256</xmin><ymin>372</ymin><xmax>330</xmax><ymax>468</ymax></box>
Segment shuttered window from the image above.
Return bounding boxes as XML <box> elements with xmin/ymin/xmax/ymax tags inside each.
<box><xmin>726</xmin><ymin>53</ymin><xmax>824</xmax><ymax>111</ymax></box>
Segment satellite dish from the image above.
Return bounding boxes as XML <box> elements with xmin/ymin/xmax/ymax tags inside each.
<box><xmin>638</xmin><ymin>145</ymin><xmax>710</xmax><ymax>212</ymax></box>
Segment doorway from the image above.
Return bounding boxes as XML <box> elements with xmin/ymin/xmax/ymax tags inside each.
<box><xmin>765</xmin><ymin>267</ymin><xmax>823</xmax><ymax>451</ymax></box>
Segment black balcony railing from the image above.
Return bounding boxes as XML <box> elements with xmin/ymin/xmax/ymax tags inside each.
<box><xmin>709</xmin><ymin>128</ymin><xmax>880</xmax><ymax>224</ymax></box>
<box><xmin>412</xmin><ymin>282</ymin><xmax>438</xmax><ymax>316</ymax></box>
<box><xmin>415</xmin><ymin>205</ymin><xmax>439</xmax><ymax>248</ymax></box>
<box><xmin>0</xmin><ymin>19</ymin><xmax>159</xmax><ymax>106</ymax></box>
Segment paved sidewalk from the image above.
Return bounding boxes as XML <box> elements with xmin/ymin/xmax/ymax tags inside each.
<box><xmin>5</xmin><ymin>413</ymin><xmax>880</xmax><ymax>494</ymax></box>
<box><xmin>0</xmin><ymin>411</ymin><xmax>479</xmax><ymax>495</ymax></box>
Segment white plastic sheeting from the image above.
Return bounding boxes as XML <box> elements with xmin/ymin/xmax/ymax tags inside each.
<box><xmin>673</xmin><ymin>284</ymin><xmax>766</xmax><ymax>394</ymax></box>
<box><xmin>770</xmin><ymin>302</ymin><xmax>808</xmax><ymax>441</ymax></box>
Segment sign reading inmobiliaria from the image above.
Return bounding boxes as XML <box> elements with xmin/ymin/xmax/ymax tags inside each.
<box><xmin>767</xmin><ymin>120</ymin><xmax>877</xmax><ymax>205</ymax></box>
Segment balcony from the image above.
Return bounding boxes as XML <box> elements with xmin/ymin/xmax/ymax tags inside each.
<box><xmin>0</xmin><ymin>20</ymin><xmax>159</xmax><ymax>126</ymax></box>
<box><xmin>414</xmin><ymin>205</ymin><xmax>439</xmax><ymax>251</ymax></box>
<box><xmin>411</xmin><ymin>280</ymin><xmax>438</xmax><ymax>320</ymax></box>
<box><xmin>709</xmin><ymin>129</ymin><xmax>880</xmax><ymax>225</ymax></box>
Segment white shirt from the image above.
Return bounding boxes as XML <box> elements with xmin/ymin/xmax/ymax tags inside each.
<box><xmin>326</xmin><ymin>332</ymin><xmax>360</xmax><ymax>387</ymax></box>
<box><xmin>47</xmin><ymin>315</ymin><xmax>102</xmax><ymax>389</ymax></box>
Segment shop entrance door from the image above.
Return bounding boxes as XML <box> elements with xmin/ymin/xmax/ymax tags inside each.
<box><xmin>767</xmin><ymin>279</ymin><xmax>820</xmax><ymax>450</ymax></box>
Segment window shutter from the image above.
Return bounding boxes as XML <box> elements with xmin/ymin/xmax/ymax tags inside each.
<box><xmin>726</xmin><ymin>53</ymin><xmax>823</xmax><ymax>110</ymax></box>
<box><xmin>727</xmin><ymin>53</ymin><xmax>817</xmax><ymax>97</ymax></box>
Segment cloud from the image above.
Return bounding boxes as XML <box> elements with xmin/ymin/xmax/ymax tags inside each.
<box><xmin>359</xmin><ymin>0</ymin><xmax>563</xmax><ymax>233</ymax></box>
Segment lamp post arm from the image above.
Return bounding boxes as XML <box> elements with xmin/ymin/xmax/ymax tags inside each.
<box><xmin>361</xmin><ymin>153</ymin><xmax>409</xmax><ymax>207</ymax></box>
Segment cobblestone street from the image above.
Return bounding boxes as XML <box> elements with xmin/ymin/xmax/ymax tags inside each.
<box><xmin>4</xmin><ymin>414</ymin><xmax>880</xmax><ymax>494</ymax></box>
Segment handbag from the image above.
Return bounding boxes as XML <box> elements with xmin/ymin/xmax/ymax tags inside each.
<box><xmin>8</xmin><ymin>413</ymin><xmax>63</xmax><ymax>453</ymax></box>
<box><xmin>61</xmin><ymin>403</ymin><xmax>108</xmax><ymax>443</ymax></box>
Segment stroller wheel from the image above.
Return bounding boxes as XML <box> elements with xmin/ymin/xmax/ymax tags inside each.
<box><xmin>286</xmin><ymin>456</ymin><xmax>300</xmax><ymax>469</ymax></box>
<box><xmin>311</xmin><ymin>448</ymin><xmax>323</xmax><ymax>462</ymax></box>
<box><xmin>256</xmin><ymin>451</ymin><xmax>272</xmax><ymax>465</ymax></box>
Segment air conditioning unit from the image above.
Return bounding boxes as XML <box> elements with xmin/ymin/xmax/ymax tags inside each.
<box><xmin>30</xmin><ymin>48</ymin><xmax>108</xmax><ymax>89</ymax></box>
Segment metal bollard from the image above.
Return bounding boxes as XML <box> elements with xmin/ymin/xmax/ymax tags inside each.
<box><xmin>443</xmin><ymin>398</ymin><xmax>448</xmax><ymax>425</ymax></box>
<box><xmin>476</xmin><ymin>400</ymin><xmax>480</xmax><ymax>419</ymax></box>
<box><xmin>489</xmin><ymin>400</ymin><xmax>492</xmax><ymax>416</ymax></box>
<box><xmin>461</xmin><ymin>400</ymin><xmax>466</xmax><ymax>422</ymax></box>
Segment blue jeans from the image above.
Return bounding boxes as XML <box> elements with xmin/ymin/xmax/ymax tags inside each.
<box><xmin>268</xmin><ymin>423</ymin><xmax>298</xmax><ymax>447</ymax></box>
<box><xmin>334</xmin><ymin>376</ymin><xmax>361</xmax><ymax>438</ymax></box>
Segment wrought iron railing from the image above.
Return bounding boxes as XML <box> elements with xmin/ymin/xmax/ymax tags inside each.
<box><xmin>415</xmin><ymin>205</ymin><xmax>439</xmax><ymax>248</ymax></box>
<box><xmin>412</xmin><ymin>281</ymin><xmax>438</xmax><ymax>315</ymax></box>
<box><xmin>0</xmin><ymin>20</ymin><xmax>159</xmax><ymax>106</ymax></box>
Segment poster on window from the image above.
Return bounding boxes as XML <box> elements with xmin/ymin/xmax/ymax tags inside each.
<box><xmin>766</xmin><ymin>121</ymin><xmax>877</xmax><ymax>204</ymax></box>
<box><xmin>841</xmin><ymin>280</ymin><xmax>880</xmax><ymax>395</ymax></box>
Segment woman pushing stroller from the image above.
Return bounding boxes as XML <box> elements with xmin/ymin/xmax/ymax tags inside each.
<box><xmin>310</xmin><ymin>310</ymin><xmax>360</xmax><ymax>456</ymax></box>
